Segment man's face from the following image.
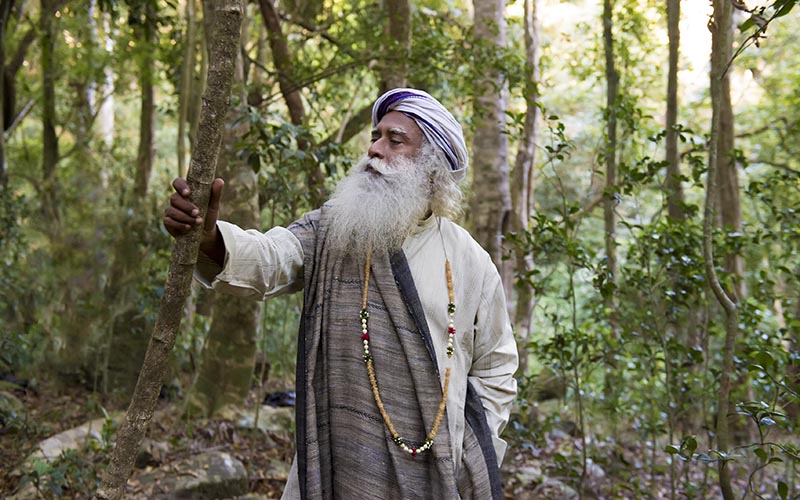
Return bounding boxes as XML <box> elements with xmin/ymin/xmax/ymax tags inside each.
<box><xmin>368</xmin><ymin>111</ymin><xmax>424</xmax><ymax>170</ymax></box>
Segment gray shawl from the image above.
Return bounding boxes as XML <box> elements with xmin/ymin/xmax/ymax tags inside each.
<box><xmin>287</xmin><ymin>207</ymin><xmax>502</xmax><ymax>499</ymax></box>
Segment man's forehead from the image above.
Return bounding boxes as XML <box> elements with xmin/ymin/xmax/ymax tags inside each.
<box><xmin>373</xmin><ymin>111</ymin><xmax>423</xmax><ymax>136</ymax></box>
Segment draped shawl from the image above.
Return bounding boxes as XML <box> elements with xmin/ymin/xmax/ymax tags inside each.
<box><xmin>286</xmin><ymin>206</ymin><xmax>502</xmax><ymax>499</ymax></box>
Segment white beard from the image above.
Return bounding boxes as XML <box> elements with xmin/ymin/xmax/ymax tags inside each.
<box><xmin>326</xmin><ymin>153</ymin><xmax>433</xmax><ymax>257</ymax></box>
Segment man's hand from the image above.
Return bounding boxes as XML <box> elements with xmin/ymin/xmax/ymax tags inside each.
<box><xmin>163</xmin><ymin>177</ymin><xmax>226</xmax><ymax>264</ymax></box>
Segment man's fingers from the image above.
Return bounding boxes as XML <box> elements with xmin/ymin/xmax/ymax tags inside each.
<box><xmin>172</xmin><ymin>177</ymin><xmax>190</xmax><ymax>196</ymax></box>
<box><xmin>204</xmin><ymin>178</ymin><xmax>224</xmax><ymax>233</ymax></box>
<box><xmin>169</xmin><ymin>192</ymin><xmax>200</xmax><ymax>217</ymax></box>
<box><xmin>209</xmin><ymin>178</ymin><xmax>224</xmax><ymax>211</ymax></box>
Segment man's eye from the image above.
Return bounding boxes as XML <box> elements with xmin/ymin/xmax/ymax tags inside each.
<box><xmin>390</xmin><ymin>139</ymin><xmax>402</xmax><ymax>145</ymax></box>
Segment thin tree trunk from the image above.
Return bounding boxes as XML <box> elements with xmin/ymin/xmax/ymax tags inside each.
<box><xmin>380</xmin><ymin>0</ymin><xmax>410</xmax><ymax>91</ymax></box>
<box><xmin>0</xmin><ymin>0</ymin><xmax>11</xmax><ymax>188</ymax></box>
<box><xmin>714</xmin><ymin>6</ymin><xmax>745</xmax><ymax>302</ymax></box>
<box><xmin>708</xmin><ymin>2</ymin><xmax>738</xmax><ymax>498</ymax></box>
<box><xmin>470</xmin><ymin>0</ymin><xmax>510</xmax><ymax>273</ymax></box>
<box><xmin>186</xmin><ymin>29</ymin><xmax>261</xmax><ymax>418</ymax></box>
<box><xmin>258</xmin><ymin>0</ymin><xmax>326</xmax><ymax>206</ymax></box>
<box><xmin>602</xmin><ymin>0</ymin><xmax>620</xmax><ymax>432</ymax></box>
<box><xmin>41</xmin><ymin>0</ymin><xmax>59</xmax><ymax>221</ymax></box>
<box><xmin>178</xmin><ymin>0</ymin><xmax>198</xmax><ymax>177</ymax></box>
<box><xmin>511</xmin><ymin>0</ymin><xmax>540</xmax><ymax>376</ymax></box>
<box><xmin>96</xmin><ymin>2</ymin><xmax>243</xmax><ymax>498</ymax></box>
<box><xmin>665</xmin><ymin>0</ymin><xmax>685</xmax><ymax>220</ymax></box>
<box><xmin>134</xmin><ymin>0</ymin><xmax>156</xmax><ymax>199</ymax></box>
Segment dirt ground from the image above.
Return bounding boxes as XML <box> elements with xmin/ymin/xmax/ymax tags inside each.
<box><xmin>1</xmin><ymin>379</ymin><xmax>797</xmax><ymax>499</ymax></box>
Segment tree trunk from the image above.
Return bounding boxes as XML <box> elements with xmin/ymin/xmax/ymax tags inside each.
<box><xmin>97</xmin><ymin>5</ymin><xmax>115</xmax><ymax>150</ymax></box>
<box><xmin>665</xmin><ymin>0</ymin><xmax>685</xmax><ymax>220</ymax></box>
<box><xmin>380</xmin><ymin>0</ymin><xmax>410</xmax><ymax>91</ymax></box>
<box><xmin>0</xmin><ymin>0</ymin><xmax>11</xmax><ymax>187</ymax></box>
<box><xmin>601</xmin><ymin>0</ymin><xmax>620</xmax><ymax>429</ymax></box>
<box><xmin>96</xmin><ymin>2</ymin><xmax>243</xmax><ymax>498</ymax></box>
<box><xmin>41</xmin><ymin>0</ymin><xmax>59</xmax><ymax>221</ymax></box>
<box><xmin>258</xmin><ymin>0</ymin><xmax>326</xmax><ymax>207</ymax></box>
<box><xmin>708</xmin><ymin>1</ymin><xmax>738</xmax><ymax>498</ymax></box>
<box><xmin>470</xmin><ymin>0</ymin><xmax>510</xmax><ymax>274</ymax></box>
<box><xmin>511</xmin><ymin>0</ymin><xmax>540</xmax><ymax>376</ymax></box>
<box><xmin>134</xmin><ymin>0</ymin><xmax>156</xmax><ymax>199</ymax></box>
<box><xmin>713</xmin><ymin>7</ymin><xmax>744</xmax><ymax>302</ymax></box>
<box><xmin>186</xmin><ymin>32</ymin><xmax>261</xmax><ymax>418</ymax></box>
<box><xmin>178</xmin><ymin>0</ymin><xmax>198</xmax><ymax>177</ymax></box>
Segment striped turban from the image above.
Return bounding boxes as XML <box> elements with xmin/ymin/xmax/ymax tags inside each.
<box><xmin>372</xmin><ymin>88</ymin><xmax>468</xmax><ymax>181</ymax></box>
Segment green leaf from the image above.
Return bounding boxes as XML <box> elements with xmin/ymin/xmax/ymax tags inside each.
<box><xmin>753</xmin><ymin>351</ymin><xmax>774</xmax><ymax>368</ymax></box>
<box><xmin>759</xmin><ymin>417</ymin><xmax>776</xmax><ymax>426</ymax></box>
<box><xmin>665</xmin><ymin>445</ymin><xmax>680</xmax><ymax>454</ymax></box>
<box><xmin>778</xmin><ymin>480</ymin><xmax>788</xmax><ymax>499</ymax></box>
<box><xmin>775</xmin><ymin>0</ymin><xmax>796</xmax><ymax>18</ymax></box>
<box><xmin>739</xmin><ymin>17</ymin><xmax>756</xmax><ymax>31</ymax></box>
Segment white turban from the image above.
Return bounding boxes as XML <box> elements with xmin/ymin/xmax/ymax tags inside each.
<box><xmin>372</xmin><ymin>88</ymin><xmax>468</xmax><ymax>181</ymax></box>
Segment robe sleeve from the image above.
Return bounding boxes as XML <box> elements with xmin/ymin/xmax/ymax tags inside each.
<box><xmin>467</xmin><ymin>260</ymin><xmax>519</xmax><ymax>465</ymax></box>
<box><xmin>194</xmin><ymin>220</ymin><xmax>305</xmax><ymax>300</ymax></box>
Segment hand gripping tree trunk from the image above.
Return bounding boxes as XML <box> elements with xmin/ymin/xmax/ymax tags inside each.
<box><xmin>95</xmin><ymin>2</ymin><xmax>243</xmax><ymax>498</ymax></box>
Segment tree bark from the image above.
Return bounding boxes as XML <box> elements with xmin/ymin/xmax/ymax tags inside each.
<box><xmin>40</xmin><ymin>0</ymin><xmax>59</xmax><ymax>221</ymax></box>
<box><xmin>0</xmin><ymin>0</ymin><xmax>11</xmax><ymax>188</ymax></box>
<box><xmin>134</xmin><ymin>0</ymin><xmax>157</xmax><ymax>199</ymax></box>
<box><xmin>511</xmin><ymin>0</ymin><xmax>540</xmax><ymax>376</ymax></box>
<box><xmin>380</xmin><ymin>0</ymin><xmax>411</xmax><ymax>91</ymax></box>
<box><xmin>665</xmin><ymin>0</ymin><xmax>685</xmax><ymax>220</ymax></box>
<box><xmin>96</xmin><ymin>2</ymin><xmax>243</xmax><ymax>498</ymax></box>
<box><xmin>178</xmin><ymin>0</ymin><xmax>198</xmax><ymax>177</ymax></box>
<box><xmin>258</xmin><ymin>0</ymin><xmax>326</xmax><ymax>207</ymax></box>
<box><xmin>601</xmin><ymin>0</ymin><xmax>620</xmax><ymax>432</ymax></box>
<box><xmin>713</xmin><ymin>1</ymin><xmax>745</xmax><ymax>302</ymax></box>
<box><xmin>470</xmin><ymin>0</ymin><xmax>510</xmax><ymax>273</ymax></box>
<box><xmin>708</xmin><ymin>1</ymin><xmax>738</xmax><ymax>498</ymax></box>
<box><xmin>186</xmin><ymin>29</ymin><xmax>261</xmax><ymax>418</ymax></box>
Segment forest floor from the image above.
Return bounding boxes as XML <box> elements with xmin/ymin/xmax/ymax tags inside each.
<box><xmin>1</xmin><ymin>378</ymin><xmax>797</xmax><ymax>499</ymax></box>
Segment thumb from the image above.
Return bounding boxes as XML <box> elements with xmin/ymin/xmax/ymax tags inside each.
<box><xmin>204</xmin><ymin>178</ymin><xmax>224</xmax><ymax>233</ymax></box>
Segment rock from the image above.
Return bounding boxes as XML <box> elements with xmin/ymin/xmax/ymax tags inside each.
<box><xmin>514</xmin><ymin>463</ymin><xmax>543</xmax><ymax>485</ymax></box>
<box><xmin>130</xmin><ymin>451</ymin><xmax>248</xmax><ymax>499</ymax></box>
<box><xmin>263</xmin><ymin>458</ymin><xmax>291</xmax><ymax>481</ymax></box>
<box><xmin>25</xmin><ymin>413</ymin><xmax>122</xmax><ymax>466</ymax></box>
<box><xmin>530</xmin><ymin>478</ymin><xmax>579</xmax><ymax>500</ymax></box>
<box><xmin>134</xmin><ymin>438</ymin><xmax>170</xmax><ymax>468</ymax></box>
<box><xmin>220</xmin><ymin>405</ymin><xmax>294</xmax><ymax>435</ymax></box>
<box><xmin>0</xmin><ymin>390</ymin><xmax>26</xmax><ymax>431</ymax></box>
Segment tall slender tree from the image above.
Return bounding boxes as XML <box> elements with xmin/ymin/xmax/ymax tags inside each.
<box><xmin>41</xmin><ymin>0</ymin><xmax>59</xmax><ymax>221</ymax></box>
<box><xmin>470</xmin><ymin>0</ymin><xmax>510</xmax><ymax>273</ymax></box>
<box><xmin>708</xmin><ymin>0</ymin><xmax>739</xmax><ymax>498</ymax></box>
<box><xmin>258</xmin><ymin>0</ymin><xmax>326</xmax><ymax>206</ymax></box>
<box><xmin>665</xmin><ymin>0</ymin><xmax>685</xmax><ymax>220</ymax></box>
<box><xmin>601</xmin><ymin>0</ymin><xmax>620</xmax><ymax>435</ymax></box>
<box><xmin>177</xmin><ymin>0</ymin><xmax>198</xmax><ymax>177</ymax></box>
<box><xmin>133</xmin><ymin>0</ymin><xmax>157</xmax><ymax>199</ymax></box>
<box><xmin>511</xmin><ymin>0</ymin><xmax>541</xmax><ymax>376</ymax></box>
<box><xmin>380</xmin><ymin>0</ymin><xmax>410</xmax><ymax>91</ymax></box>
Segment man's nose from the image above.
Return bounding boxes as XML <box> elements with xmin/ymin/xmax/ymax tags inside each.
<box><xmin>368</xmin><ymin>138</ymin><xmax>384</xmax><ymax>159</ymax></box>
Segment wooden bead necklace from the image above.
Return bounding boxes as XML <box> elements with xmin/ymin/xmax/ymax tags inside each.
<box><xmin>360</xmin><ymin>247</ymin><xmax>456</xmax><ymax>457</ymax></box>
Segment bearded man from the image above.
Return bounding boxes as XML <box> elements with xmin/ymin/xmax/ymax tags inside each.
<box><xmin>164</xmin><ymin>88</ymin><xmax>518</xmax><ymax>500</ymax></box>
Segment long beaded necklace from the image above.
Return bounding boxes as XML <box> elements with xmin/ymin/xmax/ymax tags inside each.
<box><xmin>359</xmin><ymin>237</ymin><xmax>457</xmax><ymax>457</ymax></box>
